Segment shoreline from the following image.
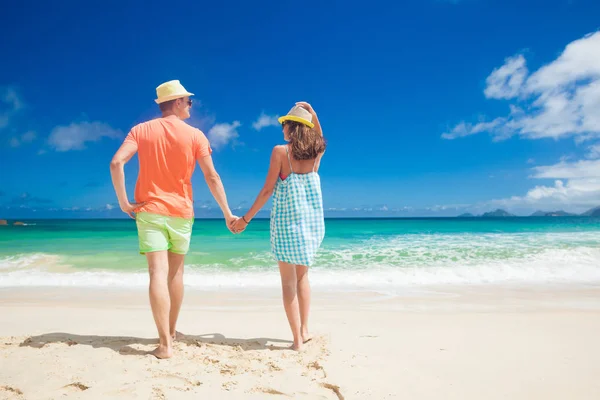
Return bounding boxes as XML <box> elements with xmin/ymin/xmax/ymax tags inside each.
<box><xmin>2</xmin><ymin>283</ymin><xmax>600</xmax><ymax>310</ymax></box>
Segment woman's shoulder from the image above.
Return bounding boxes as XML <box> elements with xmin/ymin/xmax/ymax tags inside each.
<box><xmin>272</xmin><ymin>144</ymin><xmax>288</xmax><ymax>154</ymax></box>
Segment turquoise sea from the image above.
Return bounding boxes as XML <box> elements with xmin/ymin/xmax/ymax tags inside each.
<box><xmin>1</xmin><ymin>217</ymin><xmax>600</xmax><ymax>291</ymax></box>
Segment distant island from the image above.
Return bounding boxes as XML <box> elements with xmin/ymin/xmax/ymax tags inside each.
<box><xmin>481</xmin><ymin>209</ymin><xmax>515</xmax><ymax>217</ymax></box>
<box><xmin>456</xmin><ymin>206</ymin><xmax>600</xmax><ymax>218</ymax></box>
<box><xmin>530</xmin><ymin>210</ymin><xmax>577</xmax><ymax>217</ymax></box>
<box><xmin>457</xmin><ymin>213</ymin><xmax>475</xmax><ymax>218</ymax></box>
<box><xmin>0</xmin><ymin>220</ymin><xmax>26</xmax><ymax>226</ymax></box>
<box><xmin>582</xmin><ymin>206</ymin><xmax>600</xmax><ymax>217</ymax></box>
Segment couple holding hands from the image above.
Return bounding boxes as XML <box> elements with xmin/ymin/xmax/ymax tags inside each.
<box><xmin>110</xmin><ymin>80</ymin><xmax>325</xmax><ymax>358</ymax></box>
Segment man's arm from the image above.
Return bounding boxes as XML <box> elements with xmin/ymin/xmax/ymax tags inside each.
<box><xmin>197</xmin><ymin>155</ymin><xmax>234</xmax><ymax>225</ymax></box>
<box><xmin>110</xmin><ymin>142</ymin><xmax>143</xmax><ymax>218</ymax></box>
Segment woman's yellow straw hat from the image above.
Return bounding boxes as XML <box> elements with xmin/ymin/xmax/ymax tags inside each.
<box><xmin>278</xmin><ymin>105</ymin><xmax>315</xmax><ymax>128</ymax></box>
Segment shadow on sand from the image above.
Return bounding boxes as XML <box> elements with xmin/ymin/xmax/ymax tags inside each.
<box><xmin>19</xmin><ymin>332</ymin><xmax>293</xmax><ymax>356</ymax></box>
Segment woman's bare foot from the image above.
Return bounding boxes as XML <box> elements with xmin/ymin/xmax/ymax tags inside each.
<box><xmin>301</xmin><ymin>328</ymin><xmax>312</xmax><ymax>344</ymax></box>
<box><xmin>151</xmin><ymin>345</ymin><xmax>173</xmax><ymax>359</ymax></box>
<box><xmin>291</xmin><ymin>339</ymin><xmax>303</xmax><ymax>351</ymax></box>
<box><xmin>171</xmin><ymin>331</ymin><xmax>183</xmax><ymax>341</ymax></box>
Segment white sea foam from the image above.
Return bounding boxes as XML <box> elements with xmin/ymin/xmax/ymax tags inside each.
<box><xmin>0</xmin><ymin>253</ymin><xmax>61</xmax><ymax>271</ymax></box>
<box><xmin>1</xmin><ymin>243</ymin><xmax>600</xmax><ymax>290</ymax></box>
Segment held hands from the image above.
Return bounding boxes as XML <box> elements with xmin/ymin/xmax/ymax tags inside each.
<box><xmin>229</xmin><ymin>216</ymin><xmax>249</xmax><ymax>234</ymax></box>
<box><xmin>225</xmin><ymin>214</ymin><xmax>248</xmax><ymax>234</ymax></box>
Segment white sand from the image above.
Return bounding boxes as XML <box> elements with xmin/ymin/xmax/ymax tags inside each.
<box><xmin>1</xmin><ymin>285</ymin><xmax>600</xmax><ymax>399</ymax></box>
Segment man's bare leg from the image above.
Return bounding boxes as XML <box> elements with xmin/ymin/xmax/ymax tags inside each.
<box><xmin>146</xmin><ymin>251</ymin><xmax>172</xmax><ymax>359</ymax></box>
<box><xmin>167</xmin><ymin>252</ymin><xmax>185</xmax><ymax>340</ymax></box>
<box><xmin>296</xmin><ymin>265</ymin><xmax>312</xmax><ymax>343</ymax></box>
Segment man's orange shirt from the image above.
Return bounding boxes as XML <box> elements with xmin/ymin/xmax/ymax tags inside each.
<box><xmin>121</xmin><ymin>115</ymin><xmax>212</xmax><ymax>219</ymax></box>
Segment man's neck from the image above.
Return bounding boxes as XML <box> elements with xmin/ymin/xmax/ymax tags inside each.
<box><xmin>161</xmin><ymin>111</ymin><xmax>180</xmax><ymax>119</ymax></box>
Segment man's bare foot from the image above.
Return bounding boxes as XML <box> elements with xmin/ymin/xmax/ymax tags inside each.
<box><xmin>151</xmin><ymin>345</ymin><xmax>173</xmax><ymax>359</ymax></box>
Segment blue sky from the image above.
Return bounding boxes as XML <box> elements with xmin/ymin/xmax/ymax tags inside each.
<box><xmin>1</xmin><ymin>0</ymin><xmax>600</xmax><ymax>218</ymax></box>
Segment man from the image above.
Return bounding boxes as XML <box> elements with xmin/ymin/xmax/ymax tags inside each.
<box><xmin>110</xmin><ymin>80</ymin><xmax>235</xmax><ymax>359</ymax></box>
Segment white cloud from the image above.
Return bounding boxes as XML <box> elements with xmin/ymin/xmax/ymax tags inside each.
<box><xmin>105</xmin><ymin>204</ymin><xmax>114</xmax><ymax>210</ymax></box>
<box><xmin>489</xmin><ymin>158</ymin><xmax>600</xmax><ymax>211</ymax></box>
<box><xmin>531</xmin><ymin>159</ymin><xmax>600</xmax><ymax>179</ymax></box>
<box><xmin>526</xmin><ymin>33</ymin><xmax>600</xmax><ymax>92</ymax></box>
<box><xmin>443</xmin><ymin>31</ymin><xmax>600</xmax><ymax>141</ymax></box>
<box><xmin>0</xmin><ymin>86</ymin><xmax>24</xmax><ymax>130</ymax></box>
<box><xmin>9</xmin><ymin>130</ymin><xmax>37</xmax><ymax>148</ymax></box>
<box><xmin>484</xmin><ymin>55</ymin><xmax>528</xmax><ymax>99</ymax></box>
<box><xmin>491</xmin><ymin>178</ymin><xmax>600</xmax><ymax>210</ymax></box>
<box><xmin>21</xmin><ymin>130</ymin><xmax>36</xmax><ymax>143</ymax></box>
<box><xmin>252</xmin><ymin>113</ymin><xmax>280</xmax><ymax>131</ymax></box>
<box><xmin>207</xmin><ymin>121</ymin><xmax>241</xmax><ymax>150</ymax></box>
<box><xmin>442</xmin><ymin>118</ymin><xmax>505</xmax><ymax>139</ymax></box>
<box><xmin>587</xmin><ymin>143</ymin><xmax>600</xmax><ymax>159</ymax></box>
<box><xmin>48</xmin><ymin>121</ymin><xmax>123</xmax><ymax>151</ymax></box>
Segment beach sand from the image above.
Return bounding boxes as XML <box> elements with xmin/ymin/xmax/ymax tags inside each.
<box><xmin>1</xmin><ymin>285</ymin><xmax>600</xmax><ymax>399</ymax></box>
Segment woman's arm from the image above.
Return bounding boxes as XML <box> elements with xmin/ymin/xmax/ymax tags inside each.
<box><xmin>296</xmin><ymin>101</ymin><xmax>322</xmax><ymax>137</ymax></box>
<box><xmin>232</xmin><ymin>147</ymin><xmax>282</xmax><ymax>232</ymax></box>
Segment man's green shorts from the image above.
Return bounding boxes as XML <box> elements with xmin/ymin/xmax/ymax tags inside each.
<box><xmin>135</xmin><ymin>212</ymin><xmax>194</xmax><ymax>255</ymax></box>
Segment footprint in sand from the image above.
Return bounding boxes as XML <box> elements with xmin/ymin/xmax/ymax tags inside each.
<box><xmin>63</xmin><ymin>382</ymin><xmax>89</xmax><ymax>390</ymax></box>
<box><xmin>321</xmin><ymin>383</ymin><xmax>344</xmax><ymax>400</ymax></box>
<box><xmin>0</xmin><ymin>386</ymin><xmax>25</xmax><ymax>399</ymax></box>
<box><xmin>252</xmin><ymin>387</ymin><xmax>291</xmax><ymax>397</ymax></box>
<box><xmin>153</xmin><ymin>373</ymin><xmax>202</xmax><ymax>391</ymax></box>
<box><xmin>267</xmin><ymin>361</ymin><xmax>283</xmax><ymax>372</ymax></box>
<box><xmin>222</xmin><ymin>381</ymin><xmax>238</xmax><ymax>391</ymax></box>
<box><xmin>307</xmin><ymin>361</ymin><xmax>327</xmax><ymax>379</ymax></box>
<box><xmin>56</xmin><ymin>382</ymin><xmax>90</xmax><ymax>396</ymax></box>
<box><xmin>152</xmin><ymin>387</ymin><xmax>166</xmax><ymax>399</ymax></box>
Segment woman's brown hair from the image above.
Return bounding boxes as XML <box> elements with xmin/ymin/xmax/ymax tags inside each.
<box><xmin>286</xmin><ymin>121</ymin><xmax>326</xmax><ymax>160</ymax></box>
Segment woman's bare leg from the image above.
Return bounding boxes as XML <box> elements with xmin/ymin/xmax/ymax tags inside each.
<box><xmin>278</xmin><ymin>261</ymin><xmax>303</xmax><ymax>350</ymax></box>
<box><xmin>296</xmin><ymin>264</ymin><xmax>312</xmax><ymax>343</ymax></box>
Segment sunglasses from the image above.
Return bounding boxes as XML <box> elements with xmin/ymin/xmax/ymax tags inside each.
<box><xmin>186</xmin><ymin>99</ymin><xmax>193</xmax><ymax>107</ymax></box>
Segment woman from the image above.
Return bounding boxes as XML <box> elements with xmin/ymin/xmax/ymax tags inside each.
<box><xmin>232</xmin><ymin>101</ymin><xmax>326</xmax><ymax>350</ymax></box>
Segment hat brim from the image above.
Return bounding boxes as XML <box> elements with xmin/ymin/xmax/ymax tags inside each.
<box><xmin>155</xmin><ymin>92</ymin><xmax>194</xmax><ymax>104</ymax></box>
<box><xmin>278</xmin><ymin>115</ymin><xmax>315</xmax><ymax>129</ymax></box>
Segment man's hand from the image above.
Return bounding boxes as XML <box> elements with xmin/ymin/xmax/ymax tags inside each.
<box><xmin>226</xmin><ymin>215</ymin><xmax>238</xmax><ymax>233</ymax></box>
<box><xmin>120</xmin><ymin>201</ymin><xmax>145</xmax><ymax>219</ymax></box>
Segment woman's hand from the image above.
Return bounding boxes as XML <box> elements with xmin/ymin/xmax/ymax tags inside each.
<box><xmin>231</xmin><ymin>217</ymin><xmax>249</xmax><ymax>234</ymax></box>
<box><xmin>295</xmin><ymin>101</ymin><xmax>315</xmax><ymax>115</ymax></box>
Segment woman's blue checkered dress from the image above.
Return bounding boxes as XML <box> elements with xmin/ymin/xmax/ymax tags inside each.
<box><xmin>270</xmin><ymin>147</ymin><xmax>325</xmax><ymax>266</ymax></box>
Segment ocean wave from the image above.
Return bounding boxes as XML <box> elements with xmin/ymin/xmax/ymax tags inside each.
<box><xmin>0</xmin><ymin>253</ymin><xmax>61</xmax><ymax>271</ymax></box>
<box><xmin>1</xmin><ymin>246</ymin><xmax>599</xmax><ymax>289</ymax></box>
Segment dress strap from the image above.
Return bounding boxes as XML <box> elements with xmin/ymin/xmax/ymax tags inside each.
<box><xmin>313</xmin><ymin>153</ymin><xmax>322</xmax><ymax>172</ymax></box>
<box><xmin>285</xmin><ymin>146</ymin><xmax>294</xmax><ymax>173</ymax></box>
<box><xmin>285</xmin><ymin>146</ymin><xmax>294</xmax><ymax>174</ymax></box>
